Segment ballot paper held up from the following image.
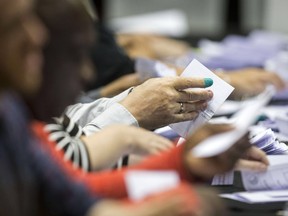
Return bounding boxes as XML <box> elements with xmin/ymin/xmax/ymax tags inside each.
<box><xmin>169</xmin><ymin>59</ymin><xmax>234</xmax><ymax>138</ymax></box>
<box><xmin>191</xmin><ymin>86</ymin><xmax>275</xmax><ymax>158</ymax></box>
<box><xmin>125</xmin><ymin>171</ymin><xmax>180</xmax><ymax>201</ymax></box>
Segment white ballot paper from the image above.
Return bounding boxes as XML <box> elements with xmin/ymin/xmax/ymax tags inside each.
<box><xmin>221</xmin><ymin>155</ymin><xmax>288</xmax><ymax>203</ymax></box>
<box><xmin>212</xmin><ymin>171</ymin><xmax>234</xmax><ymax>186</ymax></box>
<box><xmin>169</xmin><ymin>59</ymin><xmax>234</xmax><ymax>138</ymax></box>
<box><xmin>125</xmin><ymin>171</ymin><xmax>180</xmax><ymax>201</ymax></box>
<box><xmin>191</xmin><ymin>86</ymin><xmax>275</xmax><ymax>158</ymax></box>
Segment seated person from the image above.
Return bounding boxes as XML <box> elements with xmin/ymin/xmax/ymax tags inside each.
<box><xmin>0</xmin><ymin>0</ymin><xmax>220</xmax><ymax>216</ymax></box>
<box><xmin>28</xmin><ymin>0</ymin><xmax>268</xmax><ymax>201</ymax></box>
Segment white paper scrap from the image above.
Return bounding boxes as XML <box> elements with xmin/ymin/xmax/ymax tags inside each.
<box><xmin>125</xmin><ymin>170</ymin><xmax>180</xmax><ymax>201</ymax></box>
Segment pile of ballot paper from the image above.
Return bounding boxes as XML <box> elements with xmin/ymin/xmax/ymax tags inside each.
<box><xmin>250</xmin><ymin>128</ymin><xmax>288</xmax><ymax>155</ymax></box>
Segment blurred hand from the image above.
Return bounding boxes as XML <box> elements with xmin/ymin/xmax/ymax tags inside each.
<box><xmin>194</xmin><ymin>186</ymin><xmax>227</xmax><ymax>216</ymax></box>
<box><xmin>117</xmin><ymin>34</ymin><xmax>190</xmax><ymax>59</ymax></box>
<box><xmin>234</xmin><ymin>146</ymin><xmax>269</xmax><ymax>171</ymax></box>
<box><xmin>82</xmin><ymin>125</ymin><xmax>173</xmax><ymax>170</ymax></box>
<box><xmin>120</xmin><ymin>77</ymin><xmax>213</xmax><ymax>129</ymax></box>
<box><xmin>218</xmin><ymin>68</ymin><xmax>286</xmax><ymax>99</ymax></box>
<box><xmin>100</xmin><ymin>73</ymin><xmax>142</xmax><ymax>98</ymax></box>
<box><xmin>88</xmin><ymin>184</ymin><xmax>199</xmax><ymax>216</ymax></box>
<box><xmin>183</xmin><ymin>124</ymin><xmax>251</xmax><ymax>179</ymax></box>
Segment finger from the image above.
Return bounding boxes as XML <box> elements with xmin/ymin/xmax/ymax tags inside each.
<box><xmin>152</xmin><ymin>140</ymin><xmax>174</xmax><ymax>152</ymax></box>
<box><xmin>174</xmin><ymin>111</ymin><xmax>199</xmax><ymax>123</ymax></box>
<box><xmin>246</xmin><ymin>146</ymin><xmax>269</xmax><ymax>165</ymax></box>
<box><xmin>185</xmin><ymin>101</ymin><xmax>208</xmax><ymax>113</ymax></box>
<box><xmin>185</xmin><ymin>124</ymin><xmax>234</xmax><ymax>148</ymax></box>
<box><xmin>172</xmin><ymin>77</ymin><xmax>213</xmax><ymax>90</ymax></box>
<box><xmin>180</xmin><ymin>101</ymin><xmax>208</xmax><ymax>113</ymax></box>
<box><xmin>177</xmin><ymin>89</ymin><xmax>213</xmax><ymax>102</ymax></box>
<box><xmin>266</xmin><ymin>73</ymin><xmax>286</xmax><ymax>90</ymax></box>
<box><xmin>234</xmin><ymin>159</ymin><xmax>268</xmax><ymax>171</ymax></box>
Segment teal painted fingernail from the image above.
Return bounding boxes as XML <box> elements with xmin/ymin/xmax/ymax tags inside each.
<box><xmin>204</xmin><ymin>78</ymin><xmax>213</xmax><ymax>87</ymax></box>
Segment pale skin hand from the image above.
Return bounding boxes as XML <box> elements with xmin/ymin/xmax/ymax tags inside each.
<box><xmin>100</xmin><ymin>73</ymin><xmax>142</xmax><ymax>98</ymax></box>
<box><xmin>183</xmin><ymin>124</ymin><xmax>252</xmax><ymax>179</ymax></box>
<box><xmin>120</xmin><ymin>77</ymin><xmax>213</xmax><ymax>130</ymax></box>
<box><xmin>88</xmin><ymin>193</ymin><xmax>198</xmax><ymax>216</ymax></box>
<box><xmin>116</xmin><ymin>34</ymin><xmax>190</xmax><ymax>59</ymax></box>
<box><xmin>217</xmin><ymin>68</ymin><xmax>286</xmax><ymax>99</ymax></box>
<box><xmin>234</xmin><ymin>146</ymin><xmax>269</xmax><ymax>171</ymax></box>
<box><xmin>194</xmin><ymin>186</ymin><xmax>227</xmax><ymax>216</ymax></box>
<box><xmin>81</xmin><ymin>125</ymin><xmax>173</xmax><ymax>171</ymax></box>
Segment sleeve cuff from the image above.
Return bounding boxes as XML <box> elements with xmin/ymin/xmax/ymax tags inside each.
<box><xmin>83</xmin><ymin>103</ymin><xmax>139</xmax><ymax>135</ymax></box>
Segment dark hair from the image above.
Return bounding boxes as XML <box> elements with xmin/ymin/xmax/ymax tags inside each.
<box><xmin>28</xmin><ymin>0</ymin><xmax>95</xmax><ymax>122</ymax></box>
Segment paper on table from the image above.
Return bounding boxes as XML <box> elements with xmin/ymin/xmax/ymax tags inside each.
<box><xmin>191</xmin><ymin>85</ymin><xmax>275</xmax><ymax>158</ymax></box>
<box><xmin>212</xmin><ymin>171</ymin><xmax>234</xmax><ymax>185</ymax></box>
<box><xmin>221</xmin><ymin>155</ymin><xmax>288</xmax><ymax>203</ymax></box>
<box><xmin>242</xmin><ymin>163</ymin><xmax>288</xmax><ymax>191</ymax></box>
<box><xmin>221</xmin><ymin>190</ymin><xmax>288</xmax><ymax>203</ymax></box>
<box><xmin>169</xmin><ymin>59</ymin><xmax>235</xmax><ymax>138</ymax></box>
<box><xmin>125</xmin><ymin>170</ymin><xmax>180</xmax><ymax>201</ymax></box>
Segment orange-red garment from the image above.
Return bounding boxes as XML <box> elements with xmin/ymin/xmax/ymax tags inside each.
<box><xmin>32</xmin><ymin>121</ymin><xmax>198</xmax><ymax>201</ymax></box>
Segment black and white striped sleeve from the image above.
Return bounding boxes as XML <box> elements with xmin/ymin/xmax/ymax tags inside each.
<box><xmin>44</xmin><ymin>115</ymin><xmax>91</xmax><ymax>172</ymax></box>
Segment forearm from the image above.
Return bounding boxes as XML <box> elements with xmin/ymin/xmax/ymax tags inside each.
<box><xmin>66</xmin><ymin>88</ymin><xmax>132</xmax><ymax>127</ymax></box>
<box><xmin>83</xmin><ymin>103</ymin><xmax>138</xmax><ymax>135</ymax></box>
<box><xmin>81</xmin><ymin>135</ymin><xmax>131</xmax><ymax>171</ymax></box>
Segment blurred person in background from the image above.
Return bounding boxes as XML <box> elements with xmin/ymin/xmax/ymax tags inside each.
<box><xmin>0</xmin><ymin>0</ymin><xmax>222</xmax><ymax>216</ymax></box>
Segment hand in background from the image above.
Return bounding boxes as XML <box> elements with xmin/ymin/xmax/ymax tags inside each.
<box><xmin>218</xmin><ymin>68</ymin><xmax>286</xmax><ymax>99</ymax></box>
<box><xmin>100</xmin><ymin>73</ymin><xmax>142</xmax><ymax>98</ymax></box>
<box><xmin>88</xmin><ymin>183</ymin><xmax>223</xmax><ymax>216</ymax></box>
<box><xmin>234</xmin><ymin>146</ymin><xmax>269</xmax><ymax>171</ymax></box>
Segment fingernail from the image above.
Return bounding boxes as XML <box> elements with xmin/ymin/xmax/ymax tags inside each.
<box><xmin>208</xmin><ymin>90</ymin><xmax>213</xmax><ymax>98</ymax></box>
<box><xmin>260</xmin><ymin>164</ymin><xmax>268</xmax><ymax>171</ymax></box>
<box><xmin>204</xmin><ymin>78</ymin><xmax>213</xmax><ymax>87</ymax></box>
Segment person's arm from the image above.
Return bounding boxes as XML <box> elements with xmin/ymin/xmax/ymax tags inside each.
<box><xmin>66</xmin><ymin>88</ymin><xmax>133</xmax><ymax>129</ymax></box>
<box><xmin>216</xmin><ymin>68</ymin><xmax>286</xmax><ymax>99</ymax></box>
<box><xmin>29</xmin><ymin>135</ymin><xmax>98</xmax><ymax>216</ymax></box>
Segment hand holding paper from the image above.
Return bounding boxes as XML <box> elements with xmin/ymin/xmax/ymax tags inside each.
<box><xmin>182</xmin><ymin>124</ymin><xmax>251</xmax><ymax>179</ymax></box>
<box><xmin>170</xmin><ymin>59</ymin><xmax>235</xmax><ymax>138</ymax></box>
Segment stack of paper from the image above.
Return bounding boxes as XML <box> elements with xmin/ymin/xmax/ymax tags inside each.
<box><xmin>250</xmin><ymin>128</ymin><xmax>288</xmax><ymax>155</ymax></box>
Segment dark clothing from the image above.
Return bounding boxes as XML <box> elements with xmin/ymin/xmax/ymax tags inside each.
<box><xmin>0</xmin><ymin>93</ymin><xmax>96</xmax><ymax>216</ymax></box>
<box><xmin>86</xmin><ymin>23</ymin><xmax>135</xmax><ymax>90</ymax></box>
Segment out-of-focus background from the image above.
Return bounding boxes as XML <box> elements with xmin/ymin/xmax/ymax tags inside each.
<box><xmin>93</xmin><ymin>0</ymin><xmax>288</xmax><ymax>44</ymax></box>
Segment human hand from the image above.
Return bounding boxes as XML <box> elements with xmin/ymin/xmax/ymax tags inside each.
<box><xmin>100</xmin><ymin>73</ymin><xmax>142</xmax><ymax>98</ymax></box>
<box><xmin>120</xmin><ymin>77</ymin><xmax>214</xmax><ymax>129</ymax></box>
<box><xmin>194</xmin><ymin>186</ymin><xmax>227</xmax><ymax>216</ymax></box>
<box><xmin>234</xmin><ymin>146</ymin><xmax>269</xmax><ymax>171</ymax></box>
<box><xmin>218</xmin><ymin>68</ymin><xmax>285</xmax><ymax>99</ymax></box>
<box><xmin>183</xmin><ymin>124</ymin><xmax>251</xmax><ymax>179</ymax></box>
<box><xmin>82</xmin><ymin>125</ymin><xmax>173</xmax><ymax>170</ymax></box>
<box><xmin>117</xmin><ymin>34</ymin><xmax>190</xmax><ymax>59</ymax></box>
